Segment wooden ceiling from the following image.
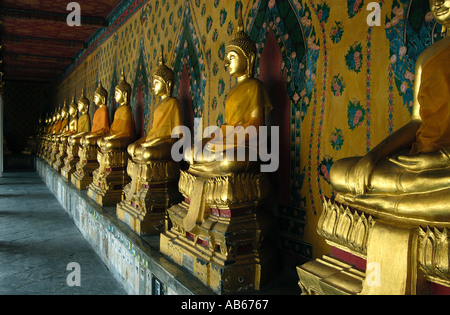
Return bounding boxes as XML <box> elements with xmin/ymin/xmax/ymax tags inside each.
<box><xmin>0</xmin><ymin>0</ymin><xmax>125</xmax><ymax>84</ymax></box>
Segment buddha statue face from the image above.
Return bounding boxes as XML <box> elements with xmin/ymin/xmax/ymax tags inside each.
<box><xmin>77</xmin><ymin>92</ymin><xmax>90</xmax><ymax>114</ymax></box>
<box><xmin>78</xmin><ymin>101</ymin><xmax>88</xmax><ymax>114</ymax></box>
<box><xmin>151</xmin><ymin>52</ymin><xmax>174</xmax><ymax>97</ymax></box>
<box><xmin>61</xmin><ymin>106</ymin><xmax>68</xmax><ymax>119</ymax></box>
<box><xmin>94</xmin><ymin>82</ymin><xmax>108</xmax><ymax>107</ymax></box>
<box><xmin>69</xmin><ymin>104</ymin><xmax>77</xmax><ymax>117</ymax></box>
<box><xmin>225</xmin><ymin>12</ymin><xmax>256</xmax><ymax>79</ymax></box>
<box><xmin>69</xmin><ymin>98</ymin><xmax>77</xmax><ymax>117</ymax></box>
<box><xmin>152</xmin><ymin>76</ymin><xmax>169</xmax><ymax>98</ymax></box>
<box><xmin>93</xmin><ymin>94</ymin><xmax>104</xmax><ymax>106</ymax></box>
<box><xmin>114</xmin><ymin>71</ymin><xmax>131</xmax><ymax>105</ymax></box>
<box><xmin>114</xmin><ymin>88</ymin><xmax>126</xmax><ymax>104</ymax></box>
<box><xmin>224</xmin><ymin>49</ymin><xmax>248</xmax><ymax>78</ymax></box>
<box><xmin>430</xmin><ymin>0</ymin><xmax>450</xmax><ymax>27</ymax></box>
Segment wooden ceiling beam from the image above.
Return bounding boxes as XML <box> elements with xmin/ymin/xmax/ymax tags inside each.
<box><xmin>2</xmin><ymin>52</ymin><xmax>74</xmax><ymax>62</ymax></box>
<box><xmin>0</xmin><ymin>7</ymin><xmax>108</xmax><ymax>27</ymax></box>
<box><xmin>0</xmin><ymin>35</ymin><xmax>87</xmax><ymax>49</ymax></box>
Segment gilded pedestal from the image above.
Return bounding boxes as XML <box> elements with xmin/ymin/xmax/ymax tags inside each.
<box><xmin>297</xmin><ymin>198</ymin><xmax>450</xmax><ymax>295</ymax></box>
<box><xmin>61</xmin><ymin>140</ymin><xmax>80</xmax><ymax>181</ymax></box>
<box><xmin>87</xmin><ymin>149</ymin><xmax>130</xmax><ymax>206</ymax></box>
<box><xmin>116</xmin><ymin>159</ymin><xmax>182</xmax><ymax>235</ymax></box>
<box><xmin>160</xmin><ymin>169</ymin><xmax>277</xmax><ymax>294</ymax></box>
<box><xmin>53</xmin><ymin>136</ymin><xmax>68</xmax><ymax>172</ymax></box>
<box><xmin>48</xmin><ymin>137</ymin><xmax>59</xmax><ymax>166</ymax></box>
<box><xmin>71</xmin><ymin>145</ymin><xmax>99</xmax><ymax>190</ymax></box>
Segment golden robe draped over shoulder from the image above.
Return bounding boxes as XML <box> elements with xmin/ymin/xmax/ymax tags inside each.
<box><xmin>52</xmin><ymin>121</ymin><xmax>62</xmax><ymax>134</ymax></box>
<box><xmin>411</xmin><ymin>47</ymin><xmax>450</xmax><ymax>154</ymax></box>
<box><xmin>77</xmin><ymin>114</ymin><xmax>91</xmax><ymax>133</ymax></box>
<box><xmin>225</xmin><ymin>78</ymin><xmax>272</xmax><ymax>128</ymax></box>
<box><xmin>60</xmin><ymin>118</ymin><xmax>69</xmax><ymax>132</ymax></box>
<box><xmin>145</xmin><ymin>97</ymin><xmax>183</xmax><ymax>141</ymax></box>
<box><xmin>215</xmin><ymin>78</ymin><xmax>272</xmax><ymax>147</ymax></box>
<box><xmin>110</xmin><ymin>105</ymin><xmax>136</xmax><ymax>139</ymax></box>
<box><xmin>91</xmin><ymin>106</ymin><xmax>110</xmax><ymax>135</ymax></box>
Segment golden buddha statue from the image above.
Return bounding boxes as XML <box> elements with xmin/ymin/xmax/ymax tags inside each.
<box><xmin>54</xmin><ymin>98</ymin><xmax>78</xmax><ymax>172</ymax></box>
<box><xmin>297</xmin><ymin>0</ymin><xmax>450</xmax><ymax>295</ymax></box>
<box><xmin>87</xmin><ymin>71</ymin><xmax>136</xmax><ymax>206</ymax></box>
<box><xmin>62</xmin><ymin>92</ymin><xmax>92</xmax><ymax>180</ymax></box>
<box><xmin>39</xmin><ymin>113</ymin><xmax>54</xmax><ymax>160</ymax></box>
<box><xmin>116</xmin><ymin>52</ymin><xmax>183</xmax><ymax>235</ymax></box>
<box><xmin>160</xmin><ymin>14</ymin><xmax>276</xmax><ymax>294</ymax></box>
<box><xmin>50</xmin><ymin>104</ymin><xmax>69</xmax><ymax>167</ymax></box>
<box><xmin>71</xmin><ymin>83</ymin><xmax>110</xmax><ymax>189</ymax></box>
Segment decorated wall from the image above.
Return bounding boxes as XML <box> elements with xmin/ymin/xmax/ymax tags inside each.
<box><xmin>54</xmin><ymin>0</ymin><xmax>445</xmax><ymax>263</ymax></box>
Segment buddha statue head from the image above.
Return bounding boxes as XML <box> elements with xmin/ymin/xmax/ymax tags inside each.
<box><xmin>78</xmin><ymin>90</ymin><xmax>90</xmax><ymax>114</ymax></box>
<box><xmin>56</xmin><ymin>107</ymin><xmax>61</xmax><ymax>121</ymax></box>
<box><xmin>430</xmin><ymin>0</ymin><xmax>450</xmax><ymax>35</ymax></box>
<box><xmin>225</xmin><ymin>12</ymin><xmax>256</xmax><ymax>79</ymax></box>
<box><xmin>69</xmin><ymin>96</ymin><xmax>78</xmax><ymax>118</ymax></box>
<box><xmin>61</xmin><ymin>101</ymin><xmax>69</xmax><ymax>120</ymax></box>
<box><xmin>152</xmin><ymin>51</ymin><xmax>174</xmax><ymax>98</ymax></box>
<box><xmin>115</xmin><ymin>70</ymin><xmax>132</xmax><ymax>106</ymax></box>
<box><xmin>94</xmin><ymin>81</ymin><xmax>108</xmax><ymax>107</ymax></box>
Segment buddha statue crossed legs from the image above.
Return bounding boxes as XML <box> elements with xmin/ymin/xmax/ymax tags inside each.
<box><xmin>87</xmin><ymin>71</ymin><xmax>136</xmax><ymax>206</ymax></box>
<box><xmin>71</xmin><ymin>82</ymin><xmax>110</xmax><ymax>189</ymax></box>
<box><xmin>62</xmin><ymin>92</ymin><xmax>91</xmax><ymax>180</ymax></box>
<box><xmin>116</xmin><ymin>53</ymin><xmax>183</xmax><ymax>235</ymax></box>
<box><xmin>160</xmin><ymin>14</ymin><xmax>276</xmax><ymax>294</ymax></box>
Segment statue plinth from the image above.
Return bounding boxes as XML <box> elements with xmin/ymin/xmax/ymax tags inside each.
<box><xmin>116</xmin><ymin>159</ymin><xmax>182</xmax><ymax>235</ymax></box>
<box><xmin>48</xmin><ymin>137</ymin><xmax>59</xmax><ymax>166</ymax></box>
<box><xmin>53</xmin><ymin>136</ymin><xmax>68</xmax><ymax>172</ymax></box>
<box><xmin>61</xmin><ymin>140</ymin><xmax>80</xmax><ymax>181</ymax></box>
<box><xmin>297</xmin><ymin>197</ymin><xmax>450</xmax><ymax>295</ymax></box>
<box><xmin>160</xmin><ymin>169</ymin><xmax>277</xmax><ymax>294</ymax></box>
<box><xmin>87</xmin><ymin>149</ymin><xmax>130</xmax><ymax>206</ymax></box>
<box><xmin>71</xmin><ymin>145</ymin><xmax>99</xmax><ymax>190</ymax></box>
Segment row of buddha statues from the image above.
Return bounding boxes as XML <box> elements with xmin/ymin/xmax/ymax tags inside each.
<box><xmin>33</xmin><ymin>0</ymin><xmax>449</xmax><ymax>294</ymax></box>
<box><xmin>34</xmin><ymin>15</ymin><xmax>276</xmax><ymax>295</ymax></box>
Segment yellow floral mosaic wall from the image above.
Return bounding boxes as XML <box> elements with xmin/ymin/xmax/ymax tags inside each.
<box><xmin>54</xmin><ymin>0</ymin><xmax>445</xmax><ymax>262</ymax></box>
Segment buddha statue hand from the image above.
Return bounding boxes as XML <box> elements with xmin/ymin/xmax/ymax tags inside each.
<box><xmin>389</xmin><ymin>149</ymin><xmax>450</xmax><ymax>172</ymax></box>
<box><xmin>82</xmin><ymin>135</ymin><xmax>98</xmax><ymax>147</ymax></box>
<box><xmin>99</xmin><ymin>135</ymin><xmax>131</xmax><ymax>152</ymax></box>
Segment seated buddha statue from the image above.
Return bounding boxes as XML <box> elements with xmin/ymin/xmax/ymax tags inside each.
<box><xmin>82</xmin><ymin>82</ymin><xmax>110</xmax><ymax>147</ymax></box>
<box><xmin>96</xmin><ymin>71</ymin><xmax>136</xmax><ymax>152</ymax></box>
<box><xmin>87</xmin><ymin>71</ymin><xmax>136</xmax><ymax>206</ymax></box>
<box><xmin>71</xmin><ymin>82</ymin><xmax>110</xmax><ymax>189</ymax></box>
<box><xmin>127</xmin><ymin>54</ymin><xmax>183</xmax><ymax>162</ymax></box>
<box><xmin>40</xmin><ymin>112</ymin><xmax>56</xmax><ymax>162</ymax></box>
<box><xmin>117</xmin><ymin>52</ymin><xmax>183</xmax><ymax>235</ymax></box>
<box><xmin>330</xmin><ymin>3</ymin><xmax>450</xmax><ymax>223</ymax></box>
<box><xmin>161</xmin><ymin>14</ymin><xmax>276</xmax><ymax>294</ymax></box>
<box><xmin>49</xmin><ymin>104</ymin><xmax>69</xmax><ymax>166</ymax></box>
<box><xmin>62</xmin><ymin>92</ymin><xmax>92</xmax><ymax>180</ymax></box>
<box><xmin>69</xmin><ymin>90</ymin><xmax>92</xmax><ymax>142</ymax></box>
<box><xmin>187</xmin><ymin>25</ymin><xmax>272</xmax><ymax>176</ymax></box>
<box><xmin>54</xmin><ymin>99</ymin><xmax>78</xmax><ymax>171</ymax></box>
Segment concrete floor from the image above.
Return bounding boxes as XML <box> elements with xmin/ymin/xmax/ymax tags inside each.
<box><xmin>0</xmin><ymin>171</ymin><xmax>127</xmax><ymax>295</ymax></box>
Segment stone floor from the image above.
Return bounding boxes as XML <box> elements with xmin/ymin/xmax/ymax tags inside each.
<box><xmin>0</xmin><ymin>171</ymin><xmax>127</xmax><ymax>295</ymax></box>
